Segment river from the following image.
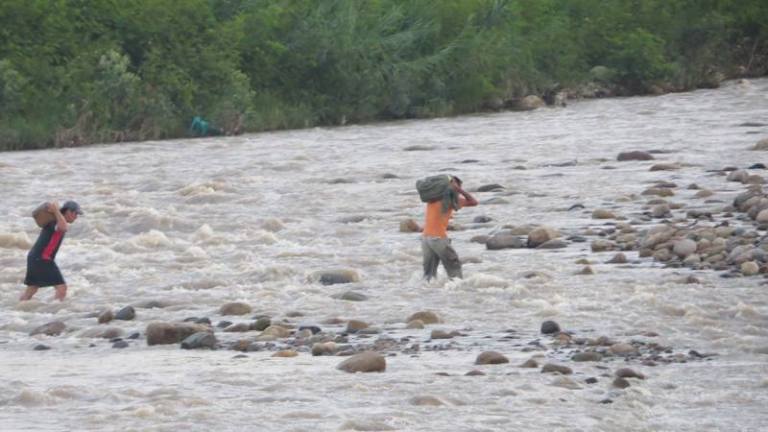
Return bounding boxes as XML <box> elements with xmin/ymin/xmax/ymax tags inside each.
<box><xmin>1</xmin><ymin>79</ymin><xmax>767</xmax><ymax>431</ymax></box>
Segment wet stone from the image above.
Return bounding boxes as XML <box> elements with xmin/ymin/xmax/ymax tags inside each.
<box><xmin>299</xmin><ymin>325</ymin><xmax>322</xmax><ymax>335</ymax></box>
<box><xmin>252</xmin><ymin>317</ymin><xmax>271</xmax><ymax>331</ymax></box>
<box><xmin>541</xmin><ymin>363</ymin><xmax>573</xmax><ymax>375</ymax></box>
<box><xmin>585</xmin><ymin>377</ymin><xmax>599</xmax><ymax>384</ymax></box>
<box><xmin>112</xmin><ymin>340</ymin><xmax>130</xmax><ymax>349</ymax></box>
<box><xmin>613</xmin><ymin>377</ymin><xmax>631</xmax><ymax>389</ymax></box>
<box><xmin>30</xmin><ymin>320</ymin><xmax>66</xmax><ymax>337</ymax></box>
<box><xmin>407</xmin><ymin>311</ymin><xmax>441</xmax><ymax>325</ymax></box>
<box><xmin>98</xmin><ymin>309</ymin><xmax>114</xmax><ymax>324</ymax></box>
<box><xmin>217</xmin><ymin>320</ymin><xmax>233</xmax><ymax>328</ymax></box>
<box><xmin>520</xmin><ymin>358</ymin><xmax>539</xmax><ymax>368</ymax></box>
<box><xmin>430</xmin><ymin>330</ymin><xmax>453</xmax><ymax>340</ymax></box>
<box><xmin>475</xmin><ymin>351</ymin><xmax>509</xmax><ymax>365</ymax></box>
<box><xmin>465</xmin><ymin>370</ymin><xmax>486</xmax><ymax>376</ymax></box>
<box><xmin>572</xmin><ymin>352</ymin><xmax>603</xmax><ymax>362</ymax></box>
<box><xmin>540</xmin><ymin>320</ymin><xmax>561</xmax><ymax>334</ymax></box>
<box><xmin>33</xmin><ymin>344</ymin><xmax>51</xmax><ymax>351</ymax></box>
<box><xmin>219</xmin><ymin>302</ymin><xmax>252</xmax><ymax>316</ymax></box>
<box><xmin>336</xmin><ymin>351</ymin><xmax>386</xmax><ymax>373</ymax></box>
<box><xmin>335</xmin><ymin>291</ymin><xmax>368</xmax><ymax>301</ymax></box>
<box><xmin>115</xmin><ymin>306</ymin><xmax>136</xmax><ymax>321</ymax></box>
<box><xmin>615</xmin><ymin>368</ymin><xmax>645</xmax><ymax>379</ymax></box>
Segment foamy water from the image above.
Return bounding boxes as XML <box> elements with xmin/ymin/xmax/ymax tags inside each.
<box><xmin>1</xmin><ymin>79</ymin><xmax>768</xmax><ymax>431</ymax></box>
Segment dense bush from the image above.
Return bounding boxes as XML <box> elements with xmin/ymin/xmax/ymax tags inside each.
<box><xmin>0</xmin><ymin>0</ymin><xmax>766</xmax><ymax>150</ymax></box>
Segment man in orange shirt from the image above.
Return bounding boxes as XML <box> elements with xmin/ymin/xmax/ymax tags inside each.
<box><xmin>422</xmin><ymin>176</ymin><xmax>477</xmax><ymax>280</ymax></box>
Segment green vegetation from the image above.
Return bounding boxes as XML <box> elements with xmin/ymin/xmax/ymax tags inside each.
<box><xmin>1</xmin><ymin>0</ymin><xmax>766</xmax><ymax>150</ymax></box>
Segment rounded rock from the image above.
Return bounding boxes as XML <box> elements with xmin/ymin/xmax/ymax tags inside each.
<box><xmin>406</xmin><ymin>311</ymin><xmax>441</xmax><ymax>325</ymax></box>
<box><xmin>219</xmin><ymin>302</ymin><xmax>252</xmax><ymax>316</ymax></box>
<box><xmin>475</xmin><ymin>351</ymin><xmax>509</xmax><ymax>365</ymax></box>
<box><xmin>540</xmin><ymin>320</ymin><xmax>561</xmax><ymax>334</ymax></box>
<box><xmin>741</xmin><ymin>261</ymin><xmax>760</xmax><ymax>276</ymax></box>
<box><xmin>336</xmin><ymin>351</ymin><xmax>386</xmax><ymax>373</ymax></box>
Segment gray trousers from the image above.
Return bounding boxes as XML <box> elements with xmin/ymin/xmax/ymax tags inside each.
<box><xmin>422</xmin><ymin>236</ymin><xmax>462</xmax><ymax>280</ymax></box>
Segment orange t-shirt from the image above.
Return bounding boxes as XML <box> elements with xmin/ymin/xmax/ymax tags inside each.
<box><xmin>423</xmin><ymin>199</ymin><xmax>464</xmax><ymax>238</ymax></box>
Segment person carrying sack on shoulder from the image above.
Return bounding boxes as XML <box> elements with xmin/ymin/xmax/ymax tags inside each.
<box><xmin>20</xmin><ymin>201</ymin><xmax>83</xmax><ymax>301</ymax></box>
<box><xmin>421</xmin><ymin>176</ymin><xmax>477</xmax><ymax>280</ymax></box>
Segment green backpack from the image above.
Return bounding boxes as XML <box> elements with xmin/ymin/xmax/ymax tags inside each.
<box><xmin>416</xmin><ymin>175</ymin><xmax>459</xmax><ymax>212</ymax></box>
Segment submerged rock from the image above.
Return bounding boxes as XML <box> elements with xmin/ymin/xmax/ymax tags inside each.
<box><xmin>219</xmin><ymin>302</ymin><xmax>252</xmax><ymax>316</ymax></box>
<box><xmin>115</xmin><ymin>306</ymin><xmax>136</xmax><ymax>321</ymax></box>
<box><xmin>337</xmin><ymin>351</ymin><xmax>386</xmax><ymax>373</ymax></box>
<box><xmin>312</xmin><ymin>269</ymin><xmax>360</xmax><ymax>285</ymax></box>
<box><xmin>406</xmin><ymin>311</ymin><xmax>441</xmax><ymax>324</ymax></box>
<box><xmin>475</xmin><ymin>351</ymin><xmax>509</xmax><ymax>365</ymax></box>
<box><xmin>146</xmin><ymin>322</ymin><xmax>211</xmax><ymax>346</ymax></box>
<box><xmin>617</xmin><ymin>151</ymin><xmax>654</xmax><ymax>161</ymax></box>
<box><xmin>30</xmin><ymin>320</ymin><xmax>66</xmax><ymax>337</ymax></box>
<box><xmin>540</xmin><ymin>320</ymin><xmax>561</xmax><ymax>334</ymax></box>
<box><xmin>181</xmin><ymin>332</ymin><xmax>217</xmax><ymax>349</ymax></box>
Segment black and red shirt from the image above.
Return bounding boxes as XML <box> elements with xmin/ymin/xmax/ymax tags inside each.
<box><xmin>28</xmin><ymin>222</ymin><xmax>66</xmax><ymax>261</ymax></box>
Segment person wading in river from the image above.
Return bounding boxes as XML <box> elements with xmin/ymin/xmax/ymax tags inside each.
<box><xmin>421</xmin><ymin>176</ymin><xmax>477</xmax><ymax>280</ymax></box>
<box><xmin>20</xmin><ymin>201</ymin><xmax>82</xmax><ymax>301</ymax></box>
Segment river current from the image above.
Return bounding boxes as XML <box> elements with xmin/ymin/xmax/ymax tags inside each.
<box><xmin>1</xmin><ymin>79</ymin><xmax>767</xmax><ymax>431</ymax></box>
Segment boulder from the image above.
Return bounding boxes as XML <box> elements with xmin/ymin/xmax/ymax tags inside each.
<box><xmin>540</xmin><ymin>320</ymin><xmax>561</xmax><ymax>334</ymax></box>
<box><xmin>617</xmin><ymin>151</ymin><xmax>654</xmax><ymax>161</ymax></box>
<box><xmin>475</xmin><ymin>351</ymin><xmax>509</xmax><ymax>365</ymax></box>
<box><xmin>80</xmin><ymin>327</ymin><xmax>124</xmax><ymax>339</ymax></box>
<box><xmin>336</xmin><ymin>351</ymin><xmax>386</xmax><ymax>373</ymax></box>
<box><xmin>430</xmin><ymin>329</ymin><xmax>453</xmax><ymax>339</ymax></box>
<box><xmin>346</xmin><ymin>320</ymin><xmax>369</xmax><ymax>333</ymax></box>
<box><xmin>311</xmin><ymin>269</ymin><xmax>360</xmax><ymax>285</ymax></box>
<box><xmin>219</xmin><ymin>302</ymin><xmax>252</xmax><ymax>316</ymax></box>
<box><xmin>541</xmin><ymin>363</ymin><xmax>572</xmax><ymax>375</ymax></box>
<box><xmin>476</xmin><ymin>184</ymin><xmax>504</xmax><ymax>192</ymax></box>
<box><xmin>399</xmin><ymin>219</ymin><xmax>421</xmax><ymax>233</ymax></box>
<box><xmin>409</xmin><ymin>396</ymin><xmax>444</xmax><ymax>406</ymax></box>
<box><xmin>751</xmin><ymin>138</ymin><xmax>768</xmax><ymax>151</ymax></box>
<box><xmin>335</xmin><ymin>291</ymin><xmax>368</xmax><ymax>302</ymax></box>
<box><xmin>742</xmin><ymin>261</ymin><xmax>760</xmax><ymax>276</ymax></box>
<box><xmin>115</xmin><ymin>306</ymin><xmax>136</xmax><ymax>321</ymax></box>
<box><xmin>98</xmin><ymin>309</ymin><xmax>114</xmax><ymax>324</ymax></box>
<box><xmin>146</xmin><ymin>322</ymin><xmax>211</xmax><ymax>346</ymax></box>
<box><xmin>607</xmin><ymin>253</ymin><xmax>627</xmax><ymax>264</ymax></box>
<box><xmin>537</xmin><ymin>239</ymin><xmax>568</xmax><ymax>249</ymax></box>
<box><xmin>30</xmin><ymin>320</ymin><xmax>66</xmax><ymax>337</ymax></box>
<box><xmin>512</xmin><ymin>95</ymin><xmax>545</xmax><ymax>111</ymax></box>
<box><xmin>650</xmin><ymin>163</ymin><xmax>680</xmax><ymax>171</ymax></box>
<box><xmin>591</xmin><ymin>240</ymin><xmax>615</xmax><ymax>252</ymax></box>
<box><xmin>615</xmin><ymin>368</ymin><xmax>645</xmax><ymax>379</ymax></box>
<box><xmin>527</xmin><ymin>226</ymin><xmax>559</xmax><ymax>248</ymax></box>
<box><xmin>181</xmin><ymin>332</ymin><xmax>217</xmax><ymax>349</ymax></box>
<box><xmin>486</xmin><ymin>234</ymin><xmax>526</xmax><ymax>250</ymax></box>
<box><xmin>406</xmin><ymin>319</ymin><xmax>425</xmax><ymax>329</ymax></box>
<box><xmin>261</xmin><ymin>325</ymin><xmax>290</xmax><ymax>338</ymax></box>
<box><xmin>572</xmin><ymin>352</ymin><xmax>603</xmax><ymax>362</ymax></box>
<box><xmin>312</xmin><ymin>342</ymin><xmax>337</xmax><ymax>356</ymax></box>
<box><xmin>406</xmin><ymin>311</ymin><xmax>441</xmax><ymax>324</ymax></box>
<box><xmin>592</xmin><ymin>209</ymin><xmax>616</xmax><ymax>219</ymax></box>
<box><xmin>252</xmin><ymin>317</ymin><xmax>271</xmax><ymax>331</ymax></box>
<box><xmin>672</xmin><ymin>239</ymin><xmax>697</xmax><ymax>258</ymax></box>
<box><xmin>610</xmin><ymin>343</ymin><xmax>638</xmax><ymax>355</ymax></box>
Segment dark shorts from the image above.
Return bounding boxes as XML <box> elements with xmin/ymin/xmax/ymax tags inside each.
<box><xmin>24</xmin><ymin>257</ymin><xmax>65</xmax><ymax>287</ymax></box>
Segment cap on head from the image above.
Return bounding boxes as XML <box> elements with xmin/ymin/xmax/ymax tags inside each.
<box><xmin>60</xmin><ymin>200</ymin><xmax>83</xmax><ymax>215</ymax></box>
